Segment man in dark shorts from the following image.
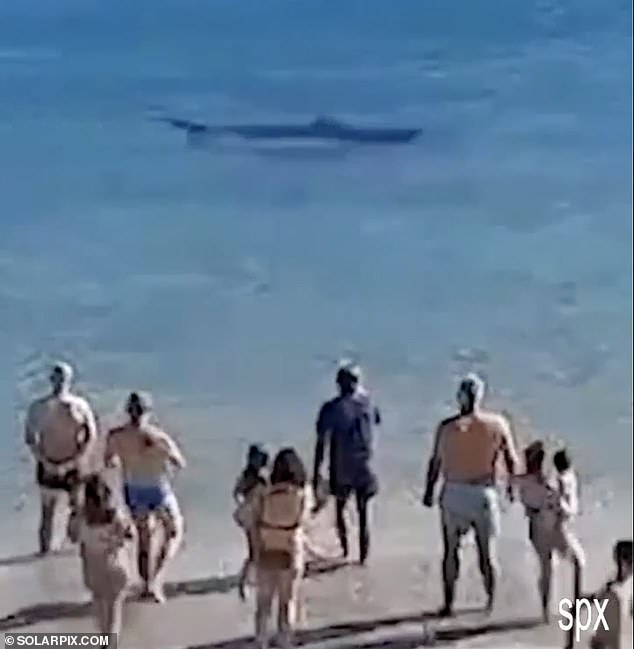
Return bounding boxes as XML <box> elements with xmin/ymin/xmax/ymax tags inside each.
<box><xmin>24</xmin><ymin>362</ymin><xmax>99</xmax><ymax>554</ymax></box>
<box><xmin>312</xmin><ymin>362</ymin><xmax>381</xmax><ymax>565</ymax></box>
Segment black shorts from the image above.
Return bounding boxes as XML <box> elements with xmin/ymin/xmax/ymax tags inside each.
<box><xmin>36</xmin><ymin>462</ymin><xmax>80</xmax><ymax>492</ymax></box>
<box><xmin>331</xmin><ymin>474</ymin><xmax>378</xmax><ymax>501</ymax></box>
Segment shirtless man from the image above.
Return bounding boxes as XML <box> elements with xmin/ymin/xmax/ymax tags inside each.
<box><xmin>24</xmin><ymin>362</ymin><xmax>99</xmax><ymax>554</ymax></box>
<box><xmin>423</xmin><ymin>373</ymin><xmax>519</xmax><ymax>616</ymax></box>
<box><xmin>105</xmin><ymin>392</ymin><xmax>186</xmax><ymax>603</ymax></box>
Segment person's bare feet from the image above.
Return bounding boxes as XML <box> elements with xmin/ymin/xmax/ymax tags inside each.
<box><xmin>67</xmin><ymin>516</ymin><xmax>80</xmax><ymax>544</ymax></box>
<box><xmin>149</xmin><ymin>582</ymin><xmax>166</xmax><ymax>604</ymax></box>
<box><xmin>138</xmin><ymin>581</ymin><xmax>165</xmax><ymax>604</ymax></box>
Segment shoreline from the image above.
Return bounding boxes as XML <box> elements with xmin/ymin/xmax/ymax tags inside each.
<box><xmin>1</xmin><ymin>489</ymin><xmax>631</xmax><ymax>649</ymax></box>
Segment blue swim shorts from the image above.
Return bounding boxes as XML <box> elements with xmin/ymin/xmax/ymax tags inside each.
<box><xmin>124</xmin><ymin>483</ymin><xmax>170</xmax><ymax>517</ymax></box>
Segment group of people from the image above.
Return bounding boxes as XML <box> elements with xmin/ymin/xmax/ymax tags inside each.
<box><xmin>229</xmin><ymin>362</ymin><xmax>380</xmax><ymax>647</ymax></box>
<box><xmin>22</xmin><ymin>361</ymin><xmax>631</xmax><ymax>649</ymax></box>
<box><xmin>24</xmin><ymin>362</ymin><xmax>186</xmax><ymax>636</ymax></box>
<box><xmin>423</xmin><ymin>373</ymin><xmax>631</xmax><ymax>649</ymax></box>
<box><xmin>422</xmin><ymin>373</ymin><xmax>585</xmax><ymax>622</ymax></box>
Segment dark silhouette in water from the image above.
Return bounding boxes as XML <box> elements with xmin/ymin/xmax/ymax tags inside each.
<box><xmin>156</xmin><ymin>115</ymin><xmax>421</xmax><ymax>145</ymax></box>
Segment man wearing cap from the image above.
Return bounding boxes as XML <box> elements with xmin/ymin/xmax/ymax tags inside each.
<box><xmin>24</xmin><ymin>362</ymin><xmax>99</xmax><ymax>554</ymax></box>
<box><xmin>423</xmin><ymin>373</ymin><xmax>519</xmax><ymax>616</ymax></box>
<box><xmin>106</xmin><ymin>392</ymin><xmax>186</xmax><ymax>603</ymax></box>
<box><xmin>313</xmin><ymin>363</ymin><xmax>381</xmax><ymax>565</ymax></box>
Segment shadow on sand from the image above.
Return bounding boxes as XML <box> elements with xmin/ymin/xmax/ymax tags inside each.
<box><xmin>0</xmin><ymin>574</ymin><xmax>238</xmax><ymax>631</ymax></box>
<box><xmin>185</xmin><ymin>613</ymin><xmax>544</xmax><ymax>649</ymax></box>
<box><xmin>1</xmin><ymin>594</ymin><xmax>542</xmax><ymax>647</ymax></box>
<box><xmin>0</xmin><ymin>549</ymin><xmax>74</xmax><ymax>568</ymax></box>
<box><xmin>0</xmin><ymin>554</ymin><xmax>543</xmax><ymax>649</ymax></box>
<box><xmin>0</xmin><ymin>559</ymin><xmax>348</xmax><ymax>631</ymax></box>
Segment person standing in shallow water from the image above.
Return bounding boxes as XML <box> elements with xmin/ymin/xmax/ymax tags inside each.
<box><xmin>423</xmin><ymin>373</ymin><xmax>519</xmax><ymax>616</ymax></box>
<box><xmin>312</xmin><ymin>362</ymin><xmax>381</xmax><ymax>565</ymax></box>
<box><xmin>105</xmin><ymin>392</ymin><xmax>186</xmax><ymax>603</ymax></box>
<box><xmin>24</xmin><ymin>362</ymin><xmax>99</xmax><ymax>554</ymax></box>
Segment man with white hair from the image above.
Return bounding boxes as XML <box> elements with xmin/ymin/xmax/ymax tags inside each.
<box><xmin>423</xmin><ymin>373</ymin><xmax>519</xmax><ymax>616</ymax></box>
<box><xmin>313</xmin><ymin>362</ymin><xmax>381</xmax><ymax>566</ymax></box>
<box><xmin>24</xmin><ymin>362</ymin><xmax>99</xmax><ymax>554</ymax></box>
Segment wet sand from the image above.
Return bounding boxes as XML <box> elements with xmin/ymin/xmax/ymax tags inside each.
<box><xmin>1</xmin><ymin>489</ymin><xmax>631</xmax><ymax>649</ymax></box>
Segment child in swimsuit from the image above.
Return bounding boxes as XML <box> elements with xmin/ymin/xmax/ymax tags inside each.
<box><xmin>233</xmin><ymin>444</ymin><xmax>269</xmax><ymax>600</ymax></box>
<box><xmin>552</xmin><ymin>448</ymin><xmax>585</xmax><ymax>596</ymax></box>
<box><xmin>516</xmin><ymin>441</ymin><xmax>560</xmax><ymax>621</ymax></box>
<box><xmin>79</xmin><ymin>474</ymin><xmax>135</xmax><ymax>641</ymax></box>
<box><xmin>517</xmin><ymin>443</ymin><xmax>585</xmax><ymax>623</ymax></box>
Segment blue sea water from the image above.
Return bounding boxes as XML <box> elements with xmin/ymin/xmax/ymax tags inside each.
<box><xmin>0</xmin><ymin>0</ymin><xmax>631</xmax><ymax>553</ymax></box>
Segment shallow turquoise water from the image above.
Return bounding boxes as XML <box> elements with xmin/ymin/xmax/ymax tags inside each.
<box><xmin>0</xmin><ymin>1</ymin><xmax>631</xmax><ymax>539</ymax></box>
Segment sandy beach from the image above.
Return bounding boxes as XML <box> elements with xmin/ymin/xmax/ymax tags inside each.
<box><xmin>1</xmin><ymin>485</ymin><xmax>630</xmax><ymax>649</ymax></box>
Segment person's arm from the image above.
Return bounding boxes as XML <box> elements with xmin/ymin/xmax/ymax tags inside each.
<box><xmin>154</xmin><ymin>430</ymin><xmax>186</xmax><ymax>470</ymax></box>
<box><xmin>233</xmin><ymin>474</ymin><xmax>246</xmax><ymax>504</ymax></box>
<box><xmin>374</xmin><ymin>405</ymin><xmax>381</xmax><ymax>426</ymax></box>
<box><xmin>423</xmin><ymin>423</ymin><xmax>443</xmax><ymax>507</ymax></box>
<box><xmin>250</xmin><ymin>489</ymin><xmax>263</xmax><ymax>562</ymax></box>
<box><xmin>313</xmin><ymin>403</ymin><xmax>329</xmax><ymax>491</ymax></box>
<box><xmin>499</xmin><ymin>417</ymin><xmax>520</xmax><ymax>501</ymax></box>
<box><xmin>75</xmin><ymin>400</ymin><xmax>99</xmax><ymax>459</ymax></box>
<box><xmin>104</xmin><ymin>430</ymin><xmax>119</xmax><ymax>468</ymax></box>
<box><xmin>23</xmin><ymin>403</ymin><xmax>42</xmax><ymax>461</ymax></box>
<box><xmin>303</xmin><ymin>484</ymin><xmax>315</xmax><ymax>525</ymax></box>
<box><xmin>557</xmin><ymin>474</ymin><xmax>579</xmax><ymax>518</ymax></box>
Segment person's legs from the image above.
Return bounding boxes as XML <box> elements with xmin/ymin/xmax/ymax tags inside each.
<box><xmin>536</xmin><ymin>545</ymin><xmax>553</xmax><ymax>622</ymax></box>
<box><xmin>473</xmin><ymin>526</ymin><xmax>497</xmax><ymax>612</ymax></box>
<box><xmin>473</xmin><ymin>526</ymin><xmax>497</xmax><ymax>613</ymax></box>
<box><xmin>134</xmin><ymin>515</ymin><xmax>152</xmax><ymax>594</ymax></box>
<box><xmin>124</xmin><ymin>485</ymin><xmax>152</xmax><ymax>592</ymax></box>
<box><xmin>238</xmin><ymin>531</ymin><xmax>254</xmax><ymax>601</ymax></box>
<box><xmin>440</xmin><ymin>509</ymin><xmax>464</xmax><ymax>617</ymax></box>
<box><xmin>335</xmin><ymin>491</ymin><xmax>350</xmax><ymax>559</ymax></box>
<box><xmin>103</xmin><ymin>592</ymin><xmax>125</xmax><ymax>635</ymax></box>
<box><xmin>92</xmin><ymin>596</ymin><xmax>108</xmax><ymax>634</ymax></box>
<box><xmin>277</xmin><ymin>569</ymin><xmax>300</xmax><ymax>649</ymax></box>
<box><xmin>355</xmin><ymin>490</ymin><xmax>370</xmax><ymax>565</ymax></box>
<box><xmin>150</xmin><ymin>495</ymin><xmax>184</xmax><ymax>603</ymax></box>
<box><xmin>255</xmin><ymin>567</ymin><xmax>276</xmax><ymax>649</ymax></box>
<box><xmin>528</xmin><ymin>518</ymin><xmax>554</xmax><ymax>622</ymax></box>
<box><xmin>38</xmin><ymin>490</ymin><xmax>57</xmax><ymax>555</ymax></box>
<box><xmin>572</xmin><ymin>553</ymin><xmax>583</xmax><ymax>604</ymax></box>
<box><xmin>564</xmin><ymin>531</ymin><xmax>585</xmax><ymax>603</ymax></box>
<box><xmin>66</xmin><ymin>475</ymin><xmax>83</xmax><ymax>544</ymax></box>
<box><xmin>473</xmin><ymin>490</ymin><xmax>500</xmax><ymax>612</ymax></box>
<box><xmin>554</xmin><ymin>529</ymin><xmax>585</xmax><ymax>648</ymax></box>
